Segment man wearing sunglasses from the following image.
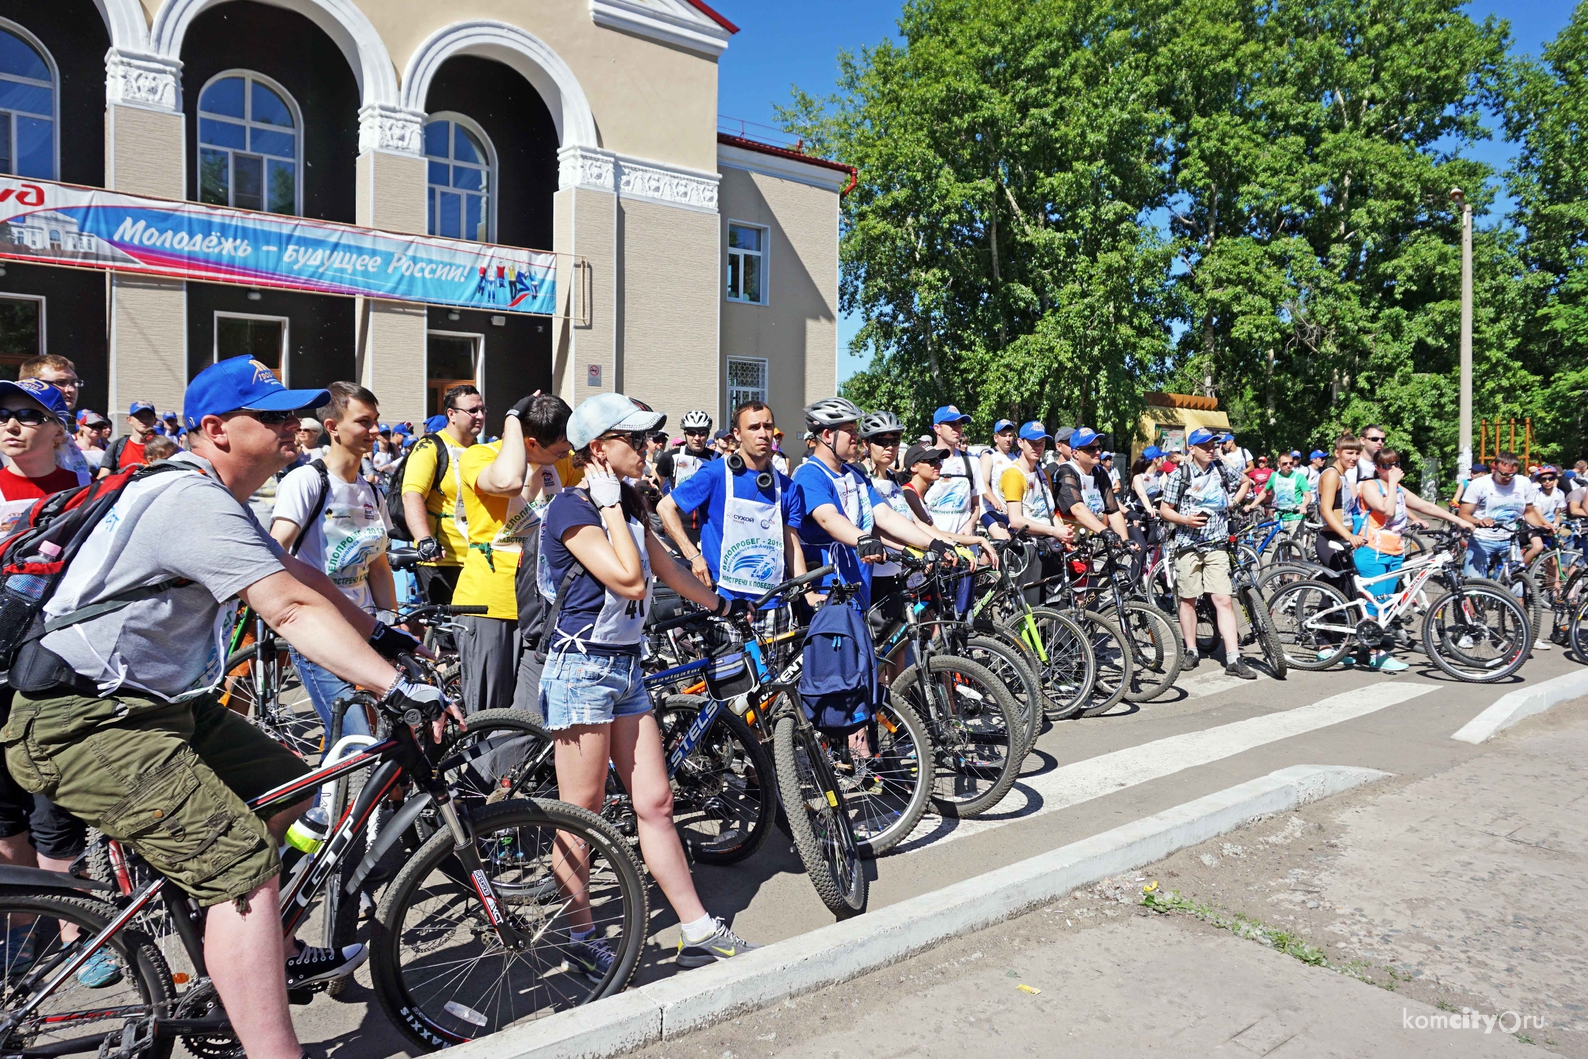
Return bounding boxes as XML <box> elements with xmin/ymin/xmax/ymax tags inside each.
<box><xmin>1052</xmin><ymin>426</ymin><xmax>1129</xmax><ymax>545</ymax></box>
<box><xmin>1459</xmin><ymin>449</ymin><xmax>1550</xmax><ymax>583</ymax></box>
<box><xmin>922</xmin><ymin>405</ymin><xmax>983</xmax><ymax>536</ymax></box>
<box><xmin>401</xmin><ymin>384</ymin><xmax>486</xmax><ymax>607</ymax></box>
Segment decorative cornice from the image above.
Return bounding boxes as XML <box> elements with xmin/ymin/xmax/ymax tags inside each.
<box><xmin>358</xmin><ymin>104</ymin><xmax>426</xmax><ymax>156</ymax></box>
<box><xmin>558</xmin><ymin>145</ymin><xmax>615</xmax><ymax>193</ymax></box>
<box><xmin>589</xmin><ymin>0</ymin><xmax>732</xmax><ymax>58</ymax></box>
<box><xmin>105</xmin><ymin>49</ymin><xmax>182</xmax><ymax>113</ymax></box>
<box><xmin>558</xmin><ymin>146</ymin><xmax>719</xmax><ymax>212</ymax></box>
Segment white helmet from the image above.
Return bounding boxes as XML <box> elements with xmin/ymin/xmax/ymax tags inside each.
<box><xmin>859</xmin><ymin>410</ymin><xmax>904</xmax><ymax>439</ymax></box>
<box><xmin>804</xmin><ymin>397</ymin><xmax>864</xmax><ymax>429</ymax></box>
<box><xmin>680</xmin><ymin>409</ymin><xmax>713</xmax><ymax>431</ymax></box>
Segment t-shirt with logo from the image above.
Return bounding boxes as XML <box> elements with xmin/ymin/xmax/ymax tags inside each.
<box><xmin>0</xmin><ymin>465</ymin><xmax>80</xmax><ymax>538</ymax></box>
<box><xmin>999</xmin><ymin>462</ymin><xmax>1057</xmax><ymax>524</ymax></box>
<box><xmin>1268</xmin><ymin>469</ymin><xmax>1308</xmax><ymax>520</ymax></box>
<box><xmin>1533</xmin><ymin>485</ymin><xmax>1567</xmax><ymax>524</ymax></box>
<box><xmin>667</xmin><ymin>461</ymin><xmax>804</xmax><ymax>601</ymax></box>
<box><xmin>923</xmin><ymin>450</ymin><xmax>983</xmax><ymax>534</ymax></box>
<box><xmin>401</xmin><ymin>435</ymin><xmax>471</xmax><ymax>565</ymax></box>
<box><xmin>456</xmin><ymin>441</ymin><xmax>537</xmax><ymax>621</ymax></box>
<box><xmin>1462</xmin><ymin>474</ymin><xmax>1536</xmax><ymax>542</ymax></box>
<box><xmin>274</xmin><ymin>462</ymin><xmax>390</xmax><ymax>614</ymax></box>
<box><xmin>1160</xmin><ymin>459</ymin><xmax>1239</xmax><ymax>547</ymax></box>
<box><xmin>1051</xmin><ymin>460</ymin><xmax>1118</xmax><ymax>524</ymax></box>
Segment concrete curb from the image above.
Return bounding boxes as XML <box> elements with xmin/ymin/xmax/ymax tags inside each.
<box><xmin>446</xmin><ymin>763</ymin><xmax>1391</xmax><ymax>1059</ymax></box>
<box><xmin>1451</xmin><ymin>668</ymin><xmax>1588</xmax><ymax>744</ymax></box>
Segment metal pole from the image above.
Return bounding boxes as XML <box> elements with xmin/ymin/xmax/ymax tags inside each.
<box><xmin>1458</xmin><ymin>196</ymin><xmax>1474</xmax><ymax>474</ymax></box>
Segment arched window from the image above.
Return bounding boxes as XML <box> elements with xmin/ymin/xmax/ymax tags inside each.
<box><xmin>0</xmin><ymin>22</ymin><xmax>56</xmax><ymax>180</ymax></box>
<box><xmin>197</xmin><ymin>72</ymin><xmax>300</xmax><ymax>214</ymax></box>
<box><xmin>424</xmin><ymin>115</ymin><xmax>494</xmax><ymax>242</ymax></box>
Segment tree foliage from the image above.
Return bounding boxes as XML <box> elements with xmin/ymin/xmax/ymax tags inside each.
<box><xmin>783</xmin><ymin>0</ymin><xmax>1588</xmax><ymax>482</ymax></box>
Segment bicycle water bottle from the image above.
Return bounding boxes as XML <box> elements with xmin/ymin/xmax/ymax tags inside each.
<box><xmin>284</xmin><ymin>806</ymin><xmax>331</xmax><ymax>855</ymax></box>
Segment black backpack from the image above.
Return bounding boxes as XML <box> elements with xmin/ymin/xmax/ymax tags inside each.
<box><xmin>384</xmin><ymin>434</ymin><xmax>450</xmax><ymax>542</ymax></box>
<box><xmin>287</xmin><ymin>459</ymin><xmax>331</xmax><ymax>557</ymax></box>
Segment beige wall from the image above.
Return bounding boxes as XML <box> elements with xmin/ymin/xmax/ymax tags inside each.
<box><xmin>717</xmin><ymin>166</ymin><xmax>838</xmax><ymax>441</ymax></box>
<box><xmin>617</xmin><ymin>198</ymin><xmax>718</xmax><ymax>428</ymax></box>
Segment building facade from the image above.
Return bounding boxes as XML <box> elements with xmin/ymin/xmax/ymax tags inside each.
<box><xmin>0</xmin><ymin>0</ymin><xmax>847</xmax><ymax>436</ymax></box>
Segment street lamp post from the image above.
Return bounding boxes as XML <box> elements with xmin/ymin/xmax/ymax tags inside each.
<box><xmin>1452</xmin><ymin>187</ymin><xmax>1473</xmax><ymax>474</ymax></box>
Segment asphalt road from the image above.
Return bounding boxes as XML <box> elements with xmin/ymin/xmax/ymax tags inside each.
<box><xmin>276</xmin><ymin>641</ymin><xmax>1584</xmax><ymax>1058</ymax></box>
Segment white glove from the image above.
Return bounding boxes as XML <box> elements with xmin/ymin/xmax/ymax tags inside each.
<box><xmin>586</xmin><ymin>465</ymin><xmax>623</xmax><ymax>509</ymax></box>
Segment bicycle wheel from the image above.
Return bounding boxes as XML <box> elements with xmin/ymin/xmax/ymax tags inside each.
<box><xmin>841</xmin><ymin>693</ymin><xmax>933</xmax><ymax>857</ymax></box>
<box><xmin>1005</xmin><ymin>608</ymin><xmax>1096</xmax><ymax>721</ymax></box>
<box><xmin>222</xmin><ymin>642</ymin><xmax>324</xmax><ymax>762</ymax></box>
<box><xmin>772</xmin><ymin>715</ymin><xmax>868</xmax><ymax>918</ymax></box>
<box><xmin>1239</xmin><ymin>584</ymin><xmax>1288</xmax><ymax>679</ymax></box>
<box><xmin>961</xmin><ymin>635</ymin><xmax>1043</xmax><ymax>756</ymax></box>
<box><xmin>1266</xmin><ymin>579</ymin><xmax>1352</xmax><ymax>670</ymax></box>
<box><xmin>370</xmin><ymin>799</ymin><xmax>648</xmax><ymax>1052</ymax></box>
<box><xmin>0</xmin><ymin>888</ymin><xmax>177</xmax><ymax>1059</ymax></box>
<box><xmin>655</xmin><ymin>695</ymin><xmax>775</xmax><ymax>865</ymax></box>
<box><xmin>1108</xmin><ymin>600</ymin><xmax>1183</xmax><ymax>703</ymax></box>
<box><xmin>1494</xmin><ymin>566</ymin><xmax>1544</xmax><ymax>646</ymax></box>
<box><xmin>1570</xmin><ymin>597</ymin><xmax>1588</xmax><ymax>664</ymax></box>
<box><xmin>892</xmin><ymin>655</ymin><xmax>1022</xmax><ymax>817</ymax></box>
<box><xmin>1073</xmin><ymin>610</ymin><xmax>1133</xmax><ymax>717</ymax></box>
<box><xmin>1421</xmin><ymin>582</ymin><xmax>1531</xmax><ymax>682</ymax></box>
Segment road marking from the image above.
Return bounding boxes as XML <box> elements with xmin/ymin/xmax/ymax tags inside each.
<box><xmin>896</xmin><ymin>681</ymin><xmax>1436</xmax><ymax>852</ymax></box>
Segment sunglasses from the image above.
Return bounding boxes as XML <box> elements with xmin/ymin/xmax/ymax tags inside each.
<box><xmin>0</xmin><ymin>407</ymin><xmax>52</xmax><ymax>427</ymax></box>
<box><xmin>599</xmin><ymin>430</ymin><xmax>648</xmax><ymax>449</ymax></box>
<box><xmin>870</xmin><ymin>435</ymin><xmax>901</xmax><ymax>446</ymax></box>
<box><xmin>451</xmin><ymin>405</ymin><xmax>487</xmax><ymax>417</ymax></box>
<box><xmin>916</xmin><ymin>458</ymin><xmax>944</xmax><ymax>468</ymax></box>
<box><xmin>1079</xmin><ymin>444</ymin><xmax>1103</xmax><ymax>454</ymax></box>
<box><xmin>1540</xmin><ymin>474</ymin><xmax>1558</xmax><ymax>481</ymax></box>
<box><xmin>684</xmin><ymin>429</ymin><xmax>709</xmax><ymax>437</ymax></box>
<box><xmin>237</xmin><ymin>409</ymin><xmax>300</xmax><ymax>426</ymax></box>
<box><xmin>1364</xmin><ymin>435</ymin><xmax>1386</xmax><ymax>443</ymax></box>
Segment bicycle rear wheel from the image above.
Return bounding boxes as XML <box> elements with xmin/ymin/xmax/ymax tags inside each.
<box><xmin>961</xmin><ymin>635</ymin><xmax>1043</xmax><ymax>756</ymax></box>
<box><xmin>1240</xmin><ymin>585</ymin><xmax>1288</xmax><ymax>679</ymax></box>
<box><xmin>370</xmin><ymin>799</ymin><xmax>648</xmax><ymax>1052</ymax></box>
<box><xmin>1109</xmin><ymin>600</ymin><xmax>1183</xmax><ymax>703</ymax></box>
<box><xmin>222</xmin><ymin>642</ymin><xmax>324</xmax><ymax>762</ymax></box>
<box><xmin>1266</xmin><ymin>579</ymin><xmax>1352</xmax><ymax>670</ymax></box>
<box><xmin>1074</xmin><ymin>610</ymin><xmax>1134</xmax><ymax>717</ymax></box>
<box><xmin>892</xmin><ymin>655</ymin><xmax>1022</xmax><ymax>817</ymax></box>
<box><xmin>772</xmin><ymin>715</ymin><xmax>868</xmax><ymax>918</ymax></box>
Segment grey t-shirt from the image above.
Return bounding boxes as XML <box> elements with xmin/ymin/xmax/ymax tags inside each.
<box><xmin>41</xmin><ymin>452</ymin><xmax>286</xmax><ymax>700</ymax></box>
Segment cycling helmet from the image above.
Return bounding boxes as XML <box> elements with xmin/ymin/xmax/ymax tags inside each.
<box><xmin>680</xmin><ymin>409</ymin><xmax>713</xmax><ymax>431</ymax></box>
<box><xmin>859</xmin><ymin>409</ymin><xmax>905</xmax><ymax>440</ymax></box>
<box><xmin>804</xmin><ymin>397</ymin><xmax>864</xmax><ymax>429</ymax></box>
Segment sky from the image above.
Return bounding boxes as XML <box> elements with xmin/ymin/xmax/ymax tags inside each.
<box><xmin>710</xmin><ymin>0</ymin><xmax>1579</xmax><ymax>386</ymax></box>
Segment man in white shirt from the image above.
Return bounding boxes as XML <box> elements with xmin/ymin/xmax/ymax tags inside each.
<box><xmin>1459</xmin><ymin>450</ymin><xmax>1549</xmax><ymax>580</ymax></box>
<box><xmin>1219</xmin><ymin>433</ymin><xmax>1253</xmax><ymax>475</ymax></box>
<box><xmin>922</xmin><ymin>404</ymin><xmax>983</xmax><ymax>535</ymax></box>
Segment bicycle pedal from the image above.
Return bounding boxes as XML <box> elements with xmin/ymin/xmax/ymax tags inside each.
<box><xmin>287</xmin><ymin>986</ymin><xmax>319</xmax><ymax>1005</ymax></box>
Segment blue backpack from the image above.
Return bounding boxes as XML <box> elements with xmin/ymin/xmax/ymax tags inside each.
<box><xmin>799</xmin><ymin>595</ymin><xmax>879</xmax><ymax>731</ymax></box>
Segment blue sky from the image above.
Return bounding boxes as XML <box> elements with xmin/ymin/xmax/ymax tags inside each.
<box><xmin>711</xmin><ymin>0</ymin><xmax>1578</xmax><ymax>385</ymax></box>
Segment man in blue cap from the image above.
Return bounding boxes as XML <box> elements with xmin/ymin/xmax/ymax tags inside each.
<box><xmin>923</xmin><ymin>404</ymin><xmax>982</xmax><ymax>534</ymax></box>
<box><xmin>996</xmin><ymin>421</ymin><xmax>1072</xmax><ymax>545</ymax></box>
<box><xmin>979</xmin><ymin>417</ymin><xmax>1018</xmax><ymax>518</ymax></box>
<box><xmin>1</xmin><ymin>355</ymin><xmax>447</xmax><ymax>1059</ymax></box>
<box><xmin>100</xmin><ymin>399</ymin><xmax>160</xmax><ymax>477</ymax></box>
<box><xmin>1159</xmin><ymin>425</ymin><xmax>1258</xmax><ymax>678</ymax></box>
<box><xmin>1052</xmin><ymin>426</ymin><xmax>1130</xmax><ymax>546</ymax></box>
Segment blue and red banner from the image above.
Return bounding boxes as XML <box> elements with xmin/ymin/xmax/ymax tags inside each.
<box><xmin>0</xmin><ymin>176</ymin><xmax>557</xmax><ymax>316</ymax></box>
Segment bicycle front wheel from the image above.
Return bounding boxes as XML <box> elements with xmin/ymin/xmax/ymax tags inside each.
<box><xmin>1074</xmin><ymin>610</ymin><xmax>1134</xmax><ymax>717</ymax></box>
<box><xmin>1006</xmin><ymin>607</ymin><xmax>1096</xmax><ymax>720</ymax></box>
<box><xmin>656</xmin><ymin>695</ymin><xmax>775</xmax><ymax>865</ymax></box>
<box><xmin>369</xmin><ymin>799</ymin><xmax>648</xmax><ymax>1051</ymax></box>
<box><xmin>1111</xmin><ymin>600</ymin><xmax>1184</xmax><ymax>703</ymax></box>
<box><xmin>893</xmin><ymin>655</ymin><xmax>1022</xmax><ymax>817</ymax></box>
<box><xmin>1240</xmin><ymin>585</ymin><xmax>1288</xmax><ymax>679</ymax></box>
<box><xmin>772</xmin><ymin>715</ymin><xmax>868</xmax><ymax>918</ymax></box>
<box><xmin>1422</xmin><ymin>582</ymin><xmax>1532</xmax><ymax>683</ymax></box>
<box><xmin>961</xmin><ymin>634</ymin><xmax>1043</xmax><ymax>756</ymax></box>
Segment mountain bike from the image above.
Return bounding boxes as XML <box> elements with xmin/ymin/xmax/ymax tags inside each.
<box><xmin>1070</xmin><ymin>533</ymin><xmax>1184</xmax><ymax>702</ymax></box>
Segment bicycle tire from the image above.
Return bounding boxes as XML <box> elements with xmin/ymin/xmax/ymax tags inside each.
<box><xmin>1240</xmin><ymin>584</ymin><xmax>1288</xmax><ymax>679</ymax></box>
<box><xmin>892</xmin><ymin>655</ymin><xmax>1022</xmax><ymax>816</ymax></box>
<box><xmin>1105</xmin><ymin>600</ymin><xmax>1184</xmax><ymax>703</ymax></box>
<box><xmin>1074</xmin><ymin>610</ymin><xmax>1134</xmax><ymax>717</ymax></box>
<box><xmin>1570</xmin><ymin>597</ymin><xmax>1588</xmax><ymax>664</ymax></box>
<box><xmin>222</xmin><ymin>642</ymin><xmax>324</xmax><ymax>762</ymax></box>
<box><xmin>1006</xmin><ymin>607</ymin><xmax>1096</xmax><ymax>720</ymax></box>
<box><xmin>846</xmin><ymin>693</ymin><xmax>933</xmax><ymax>857</ymax></box>
<box><xmin>0</xmin><ymin>888</ymin><xmax>177</xmax><ymax>1059</ymax></box>
<box><xmin>1422</xmin><ymin>582</ymin><xmax>1531</xmax><ymax>683</ymax></box>
<box><xmin>1266</xmin><ymin>578</ymin><xmax>1353</xmax><ymax>670</ymax></box>
<box><xmin>1494</xmin><ymin>565</ymin><xmax>1544</xmax><ymax>646</ymax></box>
<box><xmin>655</xmin><ymin>695</ymin><xmax>775</xmax><ymax>866</ymax></box>
<box><xmin>369</xmin><ymin>799</ymin><xmax>648</xmax><ymax>1052</ymax></box>
<box><xmin>772</xmin><ymin>715</ymin><xmax>868</xmax><ymax>918</ymax></box>
<box><xmin>961</xmin><ymin>635</ymin><xmax>1043</xmax><ymax>756</ymax></box>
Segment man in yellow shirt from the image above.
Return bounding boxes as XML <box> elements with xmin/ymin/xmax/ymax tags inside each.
<box><xmin>401</xmin><ymin>384</ymin><xmax>484</xmax><ymax>604</ymax></box>
<box><xmin>454</xmin><ymin>393</ymin><xmax>575</xmax><ymax>715</ymax></box>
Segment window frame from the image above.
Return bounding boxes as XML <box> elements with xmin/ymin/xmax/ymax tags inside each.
<box><xmin>725</xmin><ymin>220</ymin><xmax>769</xmax><ymax>306</ymax></box>
<box><xmin>213</xmin><ymin>311</ymin><xmax>290</xmax><ymax>383</ymax></box>
<box><xmin>425</xmin><ymin>329</ymin><xmax>485</xmax><ymax>417</ymax></box>
<box><xmin>725</xmin><ymin>355</ymin><xmax>769</xmax><ymax>415</ymax></box>
<box><xmin>195</xmin><ymin>69</ymin><xmax>303</xmax><ymax>216</ymax></box>
<box><xmin>423</xmin><ymin>112</ymin><xmax>497</xmax><ymax>244</ymax></box>
<box><xmin>0</xmin><ymin>18</ymin><xmax>59</xmax><ymax>182</ymax></box>
<box><xmin>0</xmin><ymin>293</ymin><xmax>45</xmax><ymax>377</ymax></box>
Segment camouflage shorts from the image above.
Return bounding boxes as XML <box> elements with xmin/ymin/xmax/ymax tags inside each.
<box><xmin>1</xmin><ymin>689</ymin><xmax>310</xmax><ymax>907</ymax></box>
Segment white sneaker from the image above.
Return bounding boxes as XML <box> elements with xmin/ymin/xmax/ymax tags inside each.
<box><xmin>1534</xmin><ymin>639</ymin><xmax>1553</xmax><ymax>651</ymax></box>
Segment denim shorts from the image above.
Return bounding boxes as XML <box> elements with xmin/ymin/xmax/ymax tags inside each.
<box><xmin>540</xmin><ymin>650</ymin><xmax>652</xmax><ymax>730</ymax></box>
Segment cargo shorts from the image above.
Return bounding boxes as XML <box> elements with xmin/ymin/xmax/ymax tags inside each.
<box><xmin>1</xmin><ymin>689</ymin><xmax>310</xmax><ymax>908</ymax></box>
<box><xmin>1174</xmin><ymin>547</ymin><xmax>1233</xmax><ymax>599</ymax></box>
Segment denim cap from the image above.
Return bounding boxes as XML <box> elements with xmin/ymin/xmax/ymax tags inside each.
<box><xmin>932</xmin><ymin>404</ymin><xmax>972</xmax><ymax>426</ymax></box>
<box><xmin>1070</xmin><ymin>426</ymin><xmax>1102</xmax><ymax>449</ymax></box>
<box><xmin>1143</xmin><ymin>445</ymin><xmax>1162</xmax><ymax>459</ymax></box>
<box><xmin>424</xmin><ymin>414</ymin><xmax>448</xmax><ymax>434</ymax></box>
<box><xmin>129</xmin><ymin>400</ymin><xmax>156</xmax><ymax>417</ymax></box>
<box><xmin>993</xmin><ymin>418</ymin><xmax>1015</xmax><ymax>434</ymax></box>
<box><xmin>0</xmin><ymin>379</ymin><xmax>70</xmax><ymax>428</ymax></box>
<box><xmin>1018</xmin><ymin>420</ymin><xmax>1051</xmax><ymax>442</ymax></box>
<box><xmin>183</xmin><ymin>355</ymin><xmax>329</xmax><ymax>430</ymax></box>
<box><xmin>1188</xmin><ymin>427</ymin><xmax>1218</xmax><ymax>446</ymax></box>
<box><xmin>567</xmin><ymin>391</ymin><xmax>666</xmax><ymax>450</ymax></box>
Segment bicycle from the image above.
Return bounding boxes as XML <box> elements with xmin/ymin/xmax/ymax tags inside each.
<box><xmin>1070</xmin><ymin>533</ymin><xmax>1184</xmax><ymax>703</ymax></box>
<box><xmin>0</xmin><ymin>675</ymin><xmax>649</xmax><ymax>1057</ymax></box>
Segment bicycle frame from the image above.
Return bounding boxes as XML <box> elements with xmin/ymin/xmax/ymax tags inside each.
<box><xmin>1292</xmin><ymin>549</ymin><xmax>1453</xmax><ymax>641</ymax></box>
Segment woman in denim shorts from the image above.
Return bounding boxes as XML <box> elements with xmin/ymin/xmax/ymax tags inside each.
<box><xmin>538</xmin><ymin>393</ymin><xmax>759</xmax><ymax>975</ymax></box>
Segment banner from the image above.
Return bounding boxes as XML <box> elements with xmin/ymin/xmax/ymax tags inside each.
<box><xmin>0</xmin><ymin>176</ymin><xmax>557</xmax><ymax>316</ymax></box>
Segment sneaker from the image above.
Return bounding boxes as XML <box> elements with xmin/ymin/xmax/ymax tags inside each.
<box><xmin>1315</xmin><ymin>648</ymin><xmax>1337</xmax><ymax>663</ymax></box>
<box><xmin>1533</xmin><ymin>638</ymin><xmax>1553</xmax><ymax>651</ymax></box>
<box><xmin>1224</xmin><ymin>659</ymin><xmax>1258</xmax><ymax>680</ymax></box>
<box><xmin>285</xmin><ymin>941</ymin><xmax>368</xmax><ymax>988</ymax></box>
<box><xmin>676</xmin><ymin>918</ymin><xmax>760</xmax><ymax>969</ymax></box>
<box><xmin>1182</xmin><ymin>652</ymin><xmax>1200</xmax><ymax>671</ymax></box>
<box><xmin>1368</xmin><ymin>651</ymin><xmax>1409</xmax><ymax>673</ymax></box>
<box><xmin>75</xmin><ymin>948</ymin><xmax>123</xmax><ymax>989</ymax></box>
<box><xmin>566</xmin><ymin>934</ymin><xmax>617</xmax><ymax>981</ymax></box>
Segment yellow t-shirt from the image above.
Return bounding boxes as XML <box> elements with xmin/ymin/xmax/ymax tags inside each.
<box><xmin>400</xmin><ymin>435</ymin><xmax>470</xmax><ymax>565</ymax></box>
<box><xmin>455</xmin><ymin>442</ymin><xmax>530</xmax><ymax>620</ymax></box>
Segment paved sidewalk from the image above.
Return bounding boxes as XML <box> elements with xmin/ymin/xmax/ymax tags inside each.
<box><xmin>634</xmin><ymin>700</ymin><xmax>1588</xmax><ymax>1059</ymax></box>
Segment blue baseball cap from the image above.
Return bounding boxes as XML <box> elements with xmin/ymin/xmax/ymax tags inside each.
<box><xmin>1219</xmin><ymin>432</ymin><xmax>1234</xmax><ymax>442</ymax></box>
<box><xmin>129</xmin><ymin>400</ymin><xmax>156</xmax><ymax>418</ymax></box>
<box><xmin>424</xmin><ymin>414</ymin><xmax>448</xmax><ymax>434</ymax></box>
<box><xmin>183</xmin><ymin>355</ymin><xmax>329</xmax><ymax>431</ymax></box>
<box><xmin>1018</xmin><ymin>421</ymin><xmax>1051</xmax><ymax>442</ymax></box>
<box><xmin>1143</xmin><ymin>445</ymin><xmax>1162</xmax><ymax>459</ymax></box>
<box><xmin>0</xmin><ymin>379</ymin><xmax>70</xmax><ymax>429</ymax></box>
<box><xmin>1309</xmin><ymin>449</ymin><xmax>1326</xmax><ymax>459</ymax></box>
<box><xmin>993</xmin><ymin>418</ymin><xmax>1015</xmax><ymax>434</ymax></box>
<box><xmin>567</xmin><ymin>392</ymin><xmax>665</xmax><ymax>450</ymax></box>
<box><xmin>1188</xmin><ymin>427</ymin><xmax>1218</xmax><ymax>447</ymax></box>
<box><xmin>933</xmin><ymin>404</ymin><xmax>972</xmax><ymax>426</ymax></box>
<box><xmin>1070</xmin><ymin>426</ymin><xmax>1102</xmax><ymax>449</ymax></box>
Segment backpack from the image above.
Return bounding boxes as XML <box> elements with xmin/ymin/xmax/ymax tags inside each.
<box><xmin>798</xmin><ymin>594</ymin><xmax>879</xmax><ymax>731</ymax></box>
<box><xmin>106</xmin><ymin>435</ymin><xmax>142</xmax><ymax>474</ymax></box>
<box><xmin>384</xmin><ymin>434</ymin><xmax>450</xmax><ymax>542</ymax></box>
<box><xmin>288</xmin><ymin>459</ymin><xmax>330</xmax><ymax>557</ymax></box>
<box><xmin>0</xmin><ymin>462</ymin><xmax>189</xmax><ymax>684</ymax></box>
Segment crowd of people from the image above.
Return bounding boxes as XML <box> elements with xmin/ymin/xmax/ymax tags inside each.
<box><xmin>0</xmin><ymin>352</ymin><xmax>1578</xmax><ymax>1059</ymax></box>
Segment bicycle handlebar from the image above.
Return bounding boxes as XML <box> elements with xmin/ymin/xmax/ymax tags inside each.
<box><xmin>398</xmin><ymin>603</ymin><xmax>490</xmax><ymax>622</ymax></box>
<box><xmin>645</xmin><ymin>564</ymin><xmax>839</xmax><ymax>634</ymax></box>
